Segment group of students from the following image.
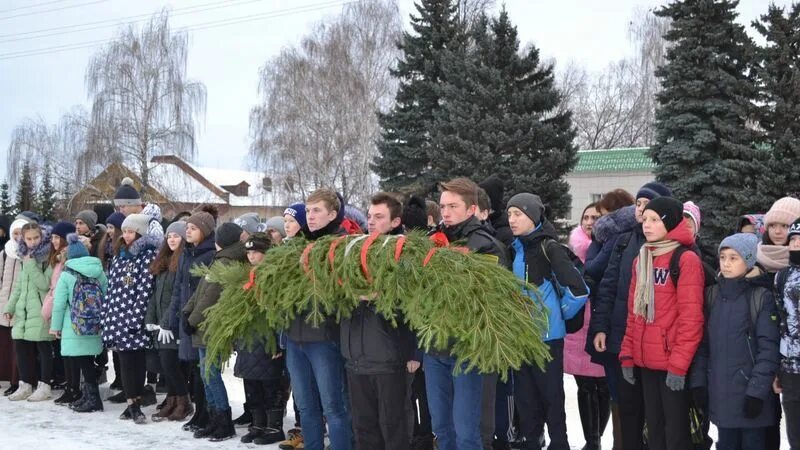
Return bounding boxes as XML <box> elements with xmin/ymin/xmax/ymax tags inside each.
<box><xmin>0</xmin><ymin>174</ymin><xmax>797</xmax><ymax>450</ymax></box>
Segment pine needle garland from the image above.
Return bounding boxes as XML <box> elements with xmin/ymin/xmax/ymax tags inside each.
<box><xmin>196</xmin><ymin>232</ymin><xmax>551</xmax><ymax>379</ymax></box>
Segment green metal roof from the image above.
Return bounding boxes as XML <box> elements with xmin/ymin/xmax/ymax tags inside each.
<box><xmin>573</xmin><ymin>147</ymin><xmax>654</xmax><ymax>173</ymax></box>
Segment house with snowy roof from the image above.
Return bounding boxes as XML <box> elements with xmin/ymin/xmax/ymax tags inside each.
<box><xmin>564</xmin><ymin>147</ymin><xmax>655</xmax><ymax>224</ymax></box>
<box><xmin>70</xmin><ymin>155</ymin><xmax>288</xmax><ymax>221</ymax></box>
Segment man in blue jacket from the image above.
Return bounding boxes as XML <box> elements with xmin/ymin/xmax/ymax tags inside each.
<box><xmin>507</xmin><ymin>193</ymin><xmax>589</xmax><ymax>450</ymax></box>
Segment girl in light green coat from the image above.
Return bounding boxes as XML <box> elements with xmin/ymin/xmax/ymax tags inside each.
<box><xmin>50</xmin><ymin>234</ymin><xmax>108</xmax><ymax>412</ymax></box>
<box><xmin>3</xmin><ymin>222</ymin><xmax>54</xmax><ymax>402</ymax></box>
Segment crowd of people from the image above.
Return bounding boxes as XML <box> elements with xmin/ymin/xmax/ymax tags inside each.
<box><xmin>0</xmin><ymin>174</ymin><xmax>797</xmax><ymax>450</ymax></box>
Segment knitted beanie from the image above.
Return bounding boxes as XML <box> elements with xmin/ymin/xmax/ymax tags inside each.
<box><xmin>51</xmin><ymin>221</ymin><xmax>76</xmax><ymax>240</ymax></box>
<box><xmin>683</xmin><ymin>201</ymin><xmax>701</xmax><ymax>234</ymax></box>
<box><xmin>283</xmin><ymin>203</ymin><xmax>307</xmax><ymax>229</ymax></box>
<box><xmin>66</xmin><ymin>233</ymin><xmax>89</xmax><ymax>260</ymax></box>
<box><xmin>636</xmin><ymin>182</ymin><xmax>672</xmax><ymax>201</ymax></box>
<box><xmin>265</xmin><ymin>216</ymin><xmax>286</xmax><ymax>238</ymax></box>
<box><xmin>165</xmin><ymin>221</ymin><xmax>187</xmax><ymax>240</ymax></box>
<box><xmin>186</xmin><ymin>211</ymin><xmax>216</xmax><ymax>238</ymax></box>
<box><xmin>114</xmin><ymin>177</ymin><xmax>142</xmax><ymax>207</ymax></box>
<box><xmin>121</xmin><ymin>213</ymin><xmax>151</xmax><ymax>237</ymax></box>
<box><xmin>644</xmin><ymin>197</ymin><xmax>684</xmax><ymax>232</ymax></box>
<box><xmin>764</xmin><ymin>196</ymin><xmax>800</xmax><ymax>227</ymax></box>
<box><xmin>506</xmin><ymin>193</ymin><xmax>545</xmax><ymax>225</ymax></box>
<box><xmin>74</xmin><ymin>210</ymin><xmax>98</xmax><ymax>230</ymax></box>
<box><xmin>216</xmin><ymin>222</ymin><xmax>243</xmax><ymax>249</ymax></box>
<box><xmin>719</xmin><ymin>233</ymin><xmax>759</xmax><ymax>270</ymax></box>
<box><xmin>105</xmin><ymin>212</ymin><xmax>126</xmax><ymax>230</ymax></box>
<box><xmin>234</xmin><ymin>213</ymin><xmax>261</xmax><ymax>235</ymax></box>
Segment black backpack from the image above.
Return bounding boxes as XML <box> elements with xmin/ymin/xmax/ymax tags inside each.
<box><xmin>704</xmin><ymin>284</ymin><xmax>769</xmax><ymax>364</ymax></box>
<box><xmin>540</xmin><ymin>239</ymin><xmax>591</xmax><ymax>334</ymax></box>
<box><xmin>668</xmin><ymin>246</ymin><xmax>718</xmax><ymax>289</ymax></box>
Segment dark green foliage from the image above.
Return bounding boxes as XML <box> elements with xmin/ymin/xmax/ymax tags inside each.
<box><xmin>14</xmin><ymin>160</ymin><xmax>35</xmax><ymax>214</ymax></box>
<box><xmin>0</xmin><ymin>182</ymin><xmax>14</xmax><ymax>216</ymax></box>
<box><xmin>753</xmin><ymin>3</ymin><xmax>800</xmax><ymax>199</ymax></box>
<box><xmin>650</xmin><ymin>0</ymin><xmax>766</xmax><ymax>253</ymax></box>
<box><xmin>36</xmin><ymin>162</ymin><xmax>57</xmax><ymax>222</ymax></box>
<box><xmin>430</xmin><ymin>10</ymin><xmax>577</xmax><ymax>218</ymax></box>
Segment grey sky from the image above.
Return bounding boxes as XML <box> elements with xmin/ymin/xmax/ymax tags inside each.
<box><xmin>0</xmin><ymin>0</ymin><xmax>792</xmax><ymax>178</ymax></box>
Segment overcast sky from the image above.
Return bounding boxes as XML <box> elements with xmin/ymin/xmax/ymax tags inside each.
<box><xmin>0</xmin><ymin>0</ymin><xmax>793</xmax><ymax>178</ymax></box>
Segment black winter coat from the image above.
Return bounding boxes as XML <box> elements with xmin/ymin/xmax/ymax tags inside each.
<box><xmin>691</xmin><ymin>275</ymin><xmax>781</xmax><ymax>428</ymax></box>
<box><xmin>145</xmin><ymin>270</ymin><xmax>177</xmax><ymax>350</ymax></box>
<box><xmin>168</xmin><ymin>233</ymin><xmax>216</xmax><ymax>361</ymax></box>
<box><xmin>234</xmin><ymin>334</ymin><xmax>283</xmax><ymax>381</ymax></box>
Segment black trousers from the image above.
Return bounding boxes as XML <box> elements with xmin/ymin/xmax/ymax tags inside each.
<box><xmin>52</xmin><ymin>340</ymin><xmax>65</xmax><ymax>383</ymax></box>
<box><xmin>609</xmin><ymin>358</ymin><xmax>647</xmax><ymax>450</ymax></box>
<box><xmin>118</xmin><ymin>350</ymin><xmax>146</xmax><ymax>400</ymax></box>
<box><xmin>348</xmin><ymin>370</ymin><xmax>411</xmax><ymax>450</ymax></box>
<box><xmin>514</xmin><ymin>339</ymin><xmax>568</xmax><ymax>450</ymax></box>
<box><xmin>158</xmin><ymin>349</ymin><xmax>188</xmax><ymax>396</ymax></box>
<box><xmin>188</xmin><ymin>361</ymin><xmax>207</xmax><ymax>411</ymax></box>
<box><xmin>640</xmin><ymin>368</ymin><xmax>690</xmax><ymax>450</ymax></box>
<box><xmin>411</xmin><ymin>368</ymin><xmax>432</xmax><ymax>436</ymax></box>
<box><xmin>64</xmin><ymin>356</ymin><xmax>97</xmax><ymax>391</ymax></box>
<box><xmin>780</xmin><ymin>370</ymin><xmax>800</xmax><ymax>450</ymax></box>
<box><xmin>15</xmin><ymin>340</ymin><xmax>52</xmax><ymax>386</ymax></box>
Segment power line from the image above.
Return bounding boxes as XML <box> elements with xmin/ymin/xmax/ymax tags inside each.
<box><xmin>0</xmin><ymin>1</ymin><xmax>354</xmax><ymax>61</ymax></box>
<box><xmin>0</xmin><ymin>0</ymin><xmax>74</xmax><ymax>14</ymax></box>
<box><xmin>0</xmin><ymin>0</ymin><xmax>108</xmax><ymax>21</ymax></box>
<box><xmin>0</xmin><ymin>0</ymin><xmax>260</xmax><ymax>42</ymax></box>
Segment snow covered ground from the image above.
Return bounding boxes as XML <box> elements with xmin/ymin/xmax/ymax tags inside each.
<box><xmin>0</xmin><ymin>363</ymin><xmax>791</xmax><ymax>449</ymax></box>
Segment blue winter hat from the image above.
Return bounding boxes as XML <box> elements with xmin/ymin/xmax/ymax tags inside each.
<box><xmin>106</xmin><ymin>212</ymin><xmax>125</xmax><ymax>230</ymax></box>
<box><xmin>51</xmin><ymin>221</ymin><xmax>76</xmax><ymax>240</ymax></box>
<box><xmin>283</xmin><ymin>203</ymin><xmax>307</xmax><ymax>228</ymax></box>
<box><xmin>114</xmin><ymin>177</ymin><xmax>142</xmax><ymax>207</ymax></box>
<box><xmin>636</xmin><ymin>182</ymin><xmax>672</xmax><ymax>201</ymax></box>
<box><xmin>66</xmin><ymin>233</ymin><xmax>89</xmax><ymax>260</ymax></box>
<box><xmin>719</xmin><ymin>233</ymin><xmax>759</xmax><ymax>270</ymax></box>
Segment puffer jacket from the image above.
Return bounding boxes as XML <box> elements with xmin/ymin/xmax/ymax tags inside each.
<box><xmin>41</xmin><ymin>260</ymin><xmax>64</xmax><ymax>322</ymax></box>
<box><xmin>234</xmin><ymin>335</ymin><xmax>283</xmax><ymax>381</ymax></box>
<box><xmin>183</xmin><ymin>241</ymin><xmax>248</xmax><ymax>348</ymax></box>
<box><xmin>4</xmin><ymin>232</ymin><xmax>54</xmax><ymax>342</ymax></box>
<box><xmin>50</xmin><ymin>256</ymin><xmax>107</xmax><ymax>357</ymax></box>
<box><xmin>620</xmin><ymin>219</ymin><xmax>704</xmax><ymax>376</ymax></box>
<box><xmin>145</xmin><ymin>270</ymin><xmax>178</xmax><ymax>350</ymax></box>
<box><xmin>169</xmin><ymin>233</ymin><xmax>216</xmax><ymax>361</ymax></box>
<box><xmin>584</xmin><ymin>206</ymin><xmax>637</xmax><ymax>284</ymax></box>
<box><xmin>776</xmin><ymin>264</ymin><xmax>800</xmax><ymax>375</ymax></box>
<box><xmin>0</xmin><ymin>250</ymin><xmax>22</xmax><ymax>327</ymax></box>
<box><xmin>340</xmin><ymin>302</ymin><xmax>416</xmax><ymax>375</ymax></box>
<box><xmin>691</xmin><ymin>273</ymin><xmax>780</xmax><ymax>428</ymax></box>
<box><xmin>102</xmin><ymin>234</ymin><xmax>160</xmax><ymax>352</ymax></box>
<box><xmin>511</xmin><ymin>220</ymin><xmax>589</xmax><ymax>342</ymax></box>
<box><xmin>142</xmin><ymin>203</ymin><xmax>164</xmax><ymax>237</ymax></box>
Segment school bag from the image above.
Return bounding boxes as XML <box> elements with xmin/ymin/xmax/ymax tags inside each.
<box><xmin>669</xmin><ymin>246</ymin><xmax>717</xmax><ymax>289</ymax></box>
<box><xmin>65</xmin><ymin>267</ymin><xmax>103</xmax><ymax>336</ymax></box>
<box><xmin>541</xmin><ymin>239</ymin><xmax>592</xmax><ymax>333</ymax></box>
<box><xmin>703</xmin><ymin>284</ymin><xmax>769</xmax><ymax>364</ymax></box>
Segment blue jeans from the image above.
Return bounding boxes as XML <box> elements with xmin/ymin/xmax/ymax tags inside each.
<box><xmin>198</xmin><ymin>347</ymin><xmax>229</xmax><ymax>411</ymax></box>
<box><xmin>423</xmin><ymin>354</ymin><xmax>484</xmax><ymax>450</ymax></box>
<box><xmin>286</xmin><ymin>339</ymin><xmax>352</xmax><ymax>450</ymax></box>
<box><xmin>716</xmin><ymin>427</ymin><xmax>766</xmax><ymax>450</ymax></box>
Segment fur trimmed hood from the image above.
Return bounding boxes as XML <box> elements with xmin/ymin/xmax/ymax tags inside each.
<box><xmin>16</xmin><ymin>225</ymin><xmax>52</xmax><ymax>262</ymax></box>
<box><xmin>593</xmin><ymin>205</ymin><xmax>637</xmax><ymax>244</ymax></box>
<box><xmin>120</xmin><ymin>232</ymin><xmax>163</xmax><ymax>258</ymax></box>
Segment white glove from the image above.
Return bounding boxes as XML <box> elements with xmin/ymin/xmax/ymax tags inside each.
<box><xmin>158</xmin><ymin>328</ymin><xmax>174</xmax><ymax>345</ymax></box>
<box><xmin>145</xmin><ymin>324</ymin><xmax>160</xmax><ymax>332</ymax></box>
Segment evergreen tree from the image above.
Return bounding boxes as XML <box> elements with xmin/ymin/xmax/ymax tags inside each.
<box><xmin>36</xmin><ymin>162</ymin><xmax>57</xmax><ymax>222</ymax></box>
<box><xmin>753</xmin><ymin>3</ymin><xmax>800</xmax><ymax>199</ymax></box>
<box><xmin>0</xmin><ymin>182</ymin><xmax>13</xmax><ymax>216</ymax></box>
<box><xmin>431</xmin><ymin>10</ymin><xmax>577</xmax><ymax>219</ymax></box>
<box><xmin>650</xmin><ymin>0</ymin><xmax>764</xmax><ymax>252</ymax></box>
<box><xmin>14</xmin><ymin>160</ymin><xmax>36</xmax><ymax>215</ymax></box>
<box><xmin>373</xmin><ymin>0</ymin><xmax>462</xmax><ymax>194</ymax></box>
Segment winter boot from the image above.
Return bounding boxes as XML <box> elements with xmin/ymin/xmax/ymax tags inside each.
<box><xmin>130</xmin><ymin>399</ymin><xmax>147</xmax><ymax>424</ymax></box>
<box><xmin>194</xmin><ymin>409</ymin><xmax>218</xmax><ymax>439</ymax></box>
<box><xmin>233</xmin><ymin>408</ymin><xmax>252</xmax><ymax>428</ymax></box>
<box><xmin>27</xmin><ymin>382</ymin><xmax>52</xmax><ymax>402</ymax></box>
<box><xmin>152</xmin><ymin>395</ymin><xmax>177</xmax><ymax>422</ymax></box>
<box><xmin>183</xmin><ymin>400</ymin><xmax>209</xmax><ymax>431</ymax></box>
<box><xmin>597</xmin><ymin>381</ymin><xmax>611</xmax><ymax>443</ymax></box>
<box><xmin>120</xmin><ymin>404</ymin><xmax>133</xmax><ymax>420</ymax></box>
<box><xmin>107</xmin><ymin>389</ymin><xmax>126</xmax><ymax>403</ymax></box>
<box><xmin>241</xmin><ymin>408</ymin><xmax>267</xmax><ymax>444</ymax></box>
<box><xmin>578</xmin><ymin>383</ymin><xmax>600</xmax><ymax>450</ymax></box>
<box><xmin>109</xmin><ymin>377</ymin><xmax>122</xmax><ymax>390</ymax></box>
<box><xmin>279</xmin><ymin>428</ymin><xmax>304</xmax><ymax>449</ymax></box>
<box><xmin>254</xmin><ymin>409</ymin><xmax>286</xmax><ymax>445</ymax></box>
<box><xmin>140</xmin><ymin>384</ymin><xmax>157</xmax><ymax>407</ymax></box>
<box><xmin>69</xmin><ymin>384</ymin><xmax>89</xmax><ymax>410</ymax></box>
<box><xmin>209</xmin><ymin>408</ymin><xmax>236</xmax><ymax>442</ymax></box>
<box><xmin>3</xmin><ymin>384</ymin><xmax>18</xmax><ymax>396</ymax></box>
<box><xmin>54</xmin><ymin>386</ymin><xmax>80</xmax><ymax>405</ymax></box>
<box><xmin>168</xmin><ymin>395</ymin><xmax>194</xmax><ymax>422</ymax></box>
<box><xmin>611</xmin><ymin>401</ymin><xmax>623</xmax><ymax>450</ymax></box>
<box><xmin>8</xmin><ymin>382</ymin><xmax>33</xmax><ymax>401</ymax></box>
<box><xmin>74</xmin><ymin>383</ymin><xmax>103</xmax><ymax>413</ymax></box>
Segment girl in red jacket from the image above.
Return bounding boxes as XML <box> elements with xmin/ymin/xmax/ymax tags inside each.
<box><xmin>619</xmin><ymin>197</ymin><xmax>704</xmax><ymax>450</ymax></box>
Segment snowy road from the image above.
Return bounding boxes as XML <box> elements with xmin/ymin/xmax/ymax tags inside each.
<box><xmin>0</xmin><ymin>364</ymin><xmax>791</xmax><ymax>449</ymax></box>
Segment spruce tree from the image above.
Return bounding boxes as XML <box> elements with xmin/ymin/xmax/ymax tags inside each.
<box><xmin>431</xmin><ymin>10</ymin><xmax>577</xmax><ymax>219</ymax></box>
<box><xmin>0</xmin><ymin>182</ymin><xmax>13</xmax><ymax>216</ymax></box>
<box><xmin>650</xmin><ymin>0</ymin><xmax>764</xmax><ymax>252</ymax></box>
<box><xmin>753</xmin><ymin>3</ymin><xmax>800</xmax><ymax>199</ymax></box>
<box><xmin>14</xmin><ymin>160</ymin><xmax>36</xmax><ymax>214</ymax></box>
<box><xmin>36</xmin><ymin>162</ymin><xmax>57</xmax><ymax>222</ymax></box>
<box><xmin>373</xmin><ymin>0</ymin><xmax>461</xmax><ymax>194</ymax></box>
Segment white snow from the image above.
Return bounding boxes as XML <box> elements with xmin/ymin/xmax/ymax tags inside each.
<box><xmin>0</xmin><ymin>364</ymin><xmax>791</xmax><ymax>449</ymax></box>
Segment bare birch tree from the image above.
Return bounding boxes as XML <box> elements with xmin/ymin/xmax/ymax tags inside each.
<box><xmin>84</xmin><ymin>10</ymin><xmax>206</xmax><ymax>186</ymax></box>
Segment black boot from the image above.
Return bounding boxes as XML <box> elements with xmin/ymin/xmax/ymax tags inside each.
<box><xmin>254</xmin><ymin>409</ymin><xmax>286</xmax><ymax>445</ymax></box>
<box><xmin>54</xmin><ymin>387</ymin><xmax>80</xmax><ymax>405</ymax></box>
<box><xmin>107</xmin><ymin>390</ymin><xmax>126</xmax><ymax>403</ymax></box>
<box><xmin>241</xmin><ymin>409</ymin><xmax>267</xmax><ymax>444</ymax></box>
<box><xmin>69</xmin><ymin>384</ymin><xmax>88</xmax><ymax>410</ymax></box>
<box><xmin>130</xmin><ymin>400</ymin><xmax>147</xmax><ymax>424</ymax></box>
<box><xmin>194</xmin><ymin>409</ymin><xmax>218</xmax><ymax>439</ymax></box>
<box><xmin>597</xmin><ymin>379</ymin><xmax>611</xmax><ymax>442</ymax></box>
<box><xmin>233</xmin><ymin>407</ymin><xmax>252</xmax><ymax>428</ymax></box>
<box><xmin>183</xmin><ymin>402</ymin><xmax>209</xmax><ymax>432</ymax></box>
<box><xmin>74</xmin><ymin>383</ymin><xmax>103</xmax><ymax>413</ymax></box>
<box><xmin>3</xmin><ymin>384</ymin><xmax>18</xmax><ymax>396</ymax></box>
<box><xmin>140</xmin><ymin>385</ymin><xmax>157</xmax><ymax>407</ymax></box>
<box><xmin>578</xmin><ymin>380</ymin><xmax>600</xmax><ymax>450</ymax></box>
<box><xmin>209</xmin><ymin>408</ymin><xmax>236</xmax><ymax>442</ymax></box>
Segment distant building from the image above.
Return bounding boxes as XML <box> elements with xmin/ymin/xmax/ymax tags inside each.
<box><xmin>565</xmin><ymin>147</ymin><xmax>654</xmax><ymax>224</ymax></box>
<box><xmin>70</xmin><ymin>155</ymin><xmax>287</xmax><ymax>221</ymax></box>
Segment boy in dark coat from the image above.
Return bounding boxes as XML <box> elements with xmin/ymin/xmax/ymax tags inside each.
<box><xmin>692</xmin><ymin>233</ymin><xmax>781</xmax><ymax>450</ymax></box>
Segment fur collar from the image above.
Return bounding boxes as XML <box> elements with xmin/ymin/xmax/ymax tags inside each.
<box><xmin>120</xmin><ymin>233</ymin><xmax>163</xmax><ymax>258</ymax></box>
<box><xmin>16</xmin><ymin>226</ymin><xmax>52</xmax><ymax>263</ymax></box>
